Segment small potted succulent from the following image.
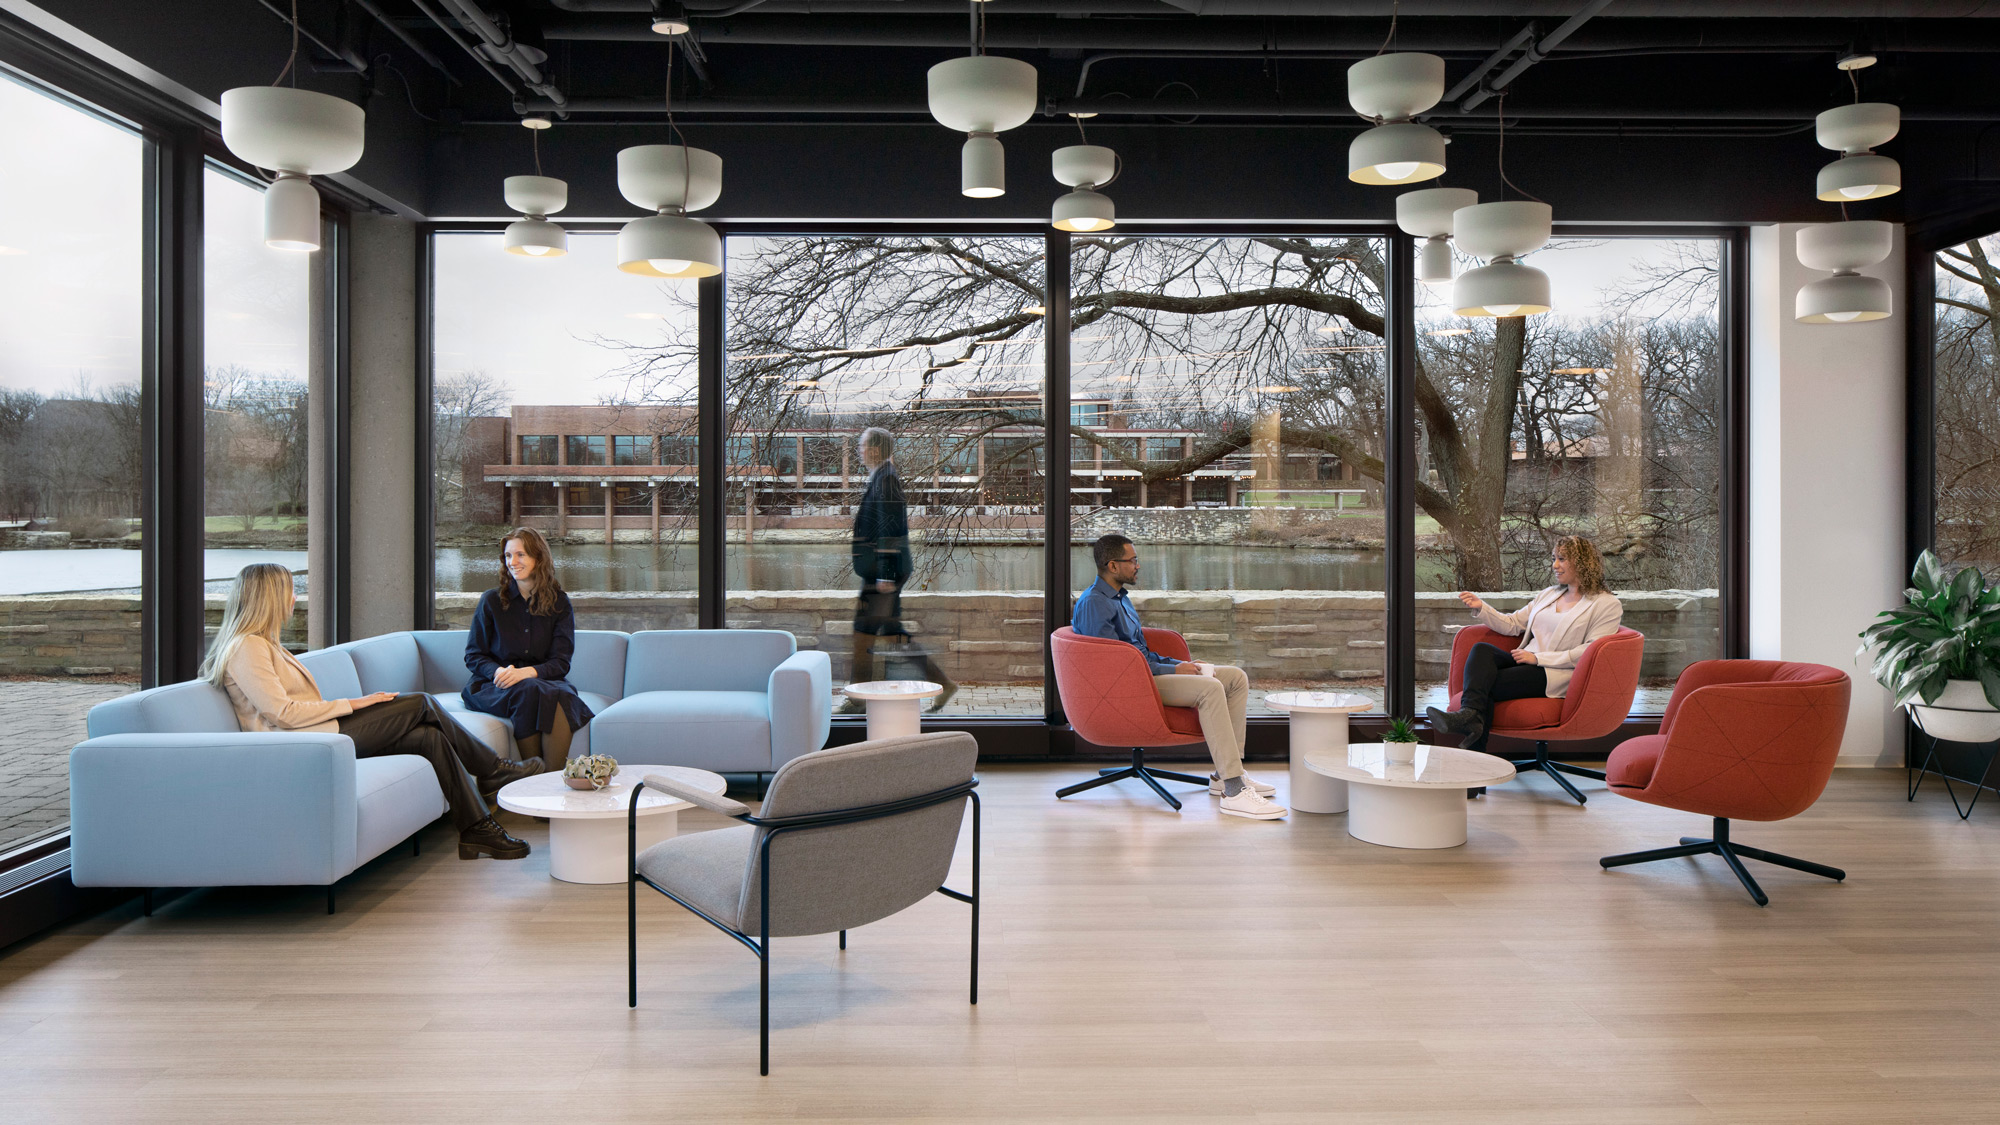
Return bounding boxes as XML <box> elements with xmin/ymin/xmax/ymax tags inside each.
<box><xmin>1859</xmin><ymin>550</ymin><xmax>2000</xmax><ymax>743</ymax></box>
<box><xmin>1383</xmin><ymin>716</ymin><xmax>1421</xmax><ymax>765</ymax></box>
<box><xmin>562</xmin><ymin>753</ymin><xmax>620</xmax><ymax>790</ymax></box>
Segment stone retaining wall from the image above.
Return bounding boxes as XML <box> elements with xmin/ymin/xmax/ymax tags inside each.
<box><xmin>0</xmin><ymin>588</ymin><xmax>1717</xmax><ymax>684</ymax></box>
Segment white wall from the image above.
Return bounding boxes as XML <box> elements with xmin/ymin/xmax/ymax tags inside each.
<box><xmin>1749</xmin><ymin>223</ymin><xmax>1906</xmax><ymax>766</ymax></box>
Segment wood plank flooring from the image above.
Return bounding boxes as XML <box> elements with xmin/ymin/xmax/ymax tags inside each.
<box><xmin>2</xmin><ymin>765</ymin><xmax>1998</xmax><ymax>1123</ymax></box>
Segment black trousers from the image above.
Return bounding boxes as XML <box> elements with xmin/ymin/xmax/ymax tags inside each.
<box><xmin>337</xmin><ymin>694</ymin><xmax>501</xmax><ymax>831</ymax></box>
<box><xmin>1458</xmin><ymin>642</ymin><xmax>1549</xmax><ymax>751</ymax></box>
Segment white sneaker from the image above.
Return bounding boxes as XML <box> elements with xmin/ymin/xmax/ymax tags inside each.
<box><xmin>1209</xmin><ymin>773</ymin><xmax>1277</xmax><ymax>797</ymax></box>
<box><xmin>1219</xmin><ymin>787</ymin><xmax>1288</xmax><ymax>820</ymax></box>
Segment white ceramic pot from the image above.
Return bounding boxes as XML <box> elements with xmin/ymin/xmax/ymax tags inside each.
<box><xmin>1910</xmin><ymin>679</ymin><xmax>2000</xmax><ymax>743</ymax></box>
<box><xmin>1384</xmin><ymin>740</ymin><xmax>1419</xmax><ymax>765</ymax></box>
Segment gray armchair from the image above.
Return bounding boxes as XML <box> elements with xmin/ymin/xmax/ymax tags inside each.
<box><xmin>629</xmin><ymin>731</ymin><xmax>981</xmax><ymax>1075</ymax></box>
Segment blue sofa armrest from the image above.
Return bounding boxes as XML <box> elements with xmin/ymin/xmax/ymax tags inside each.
<box><xmin>69</xmin><ymin>733</ymin><xmax>361</xmax><ymax>889</ymax></box>
<box><xmin>767</xmin><ymin>649</ymin><xmax>832</xmax><ymax>768</ymax></box>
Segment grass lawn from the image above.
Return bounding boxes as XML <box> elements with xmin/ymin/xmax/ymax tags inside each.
<box><xmin>204</xmin><ymin>516</ymin><xmax>307</xmax><ymax>532</ymax></box>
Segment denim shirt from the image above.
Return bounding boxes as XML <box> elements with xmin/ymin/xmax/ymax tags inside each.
<box><xmin>1071</xmin><ymin>577</ymin><xmax>1180</xmax><ymax>676</ymax></box>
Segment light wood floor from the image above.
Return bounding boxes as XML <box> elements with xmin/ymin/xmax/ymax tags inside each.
<box><xmin>3</xmin><ymin>765</ymin><xmax>1998</xmax><ymax>1124</ymax></box>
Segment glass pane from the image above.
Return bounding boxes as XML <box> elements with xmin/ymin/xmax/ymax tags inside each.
<box><xmin>0</xmin><ymin>75</ymin><xmax>145</xmax><ymax>852</ymax></box>
<box><xmin>1068</xmin><ymin>236</ymin><xmax>1390</xmax><ymax>716</ymax></box>
<box><xmin>726</xmin><ymin>235</ymin><xmax>1048</xmax><ymax>716</ymax></box>
<box><xmin>1415</xmin><ymin>237</ymin><xmax>1724</xmax><ymax>715</ymax></box>
<box><xmin>431</xmin><ymin>232</ymin><xmax>699</xmax><ymax>629</ymax></box>
<box><xmin>1934</xmin><ymin>234</ymin><xmax>2000</xmax><ymax>577</ymax></box>
<box><xmin>204</xmin><ymin>168</ymin><xmax>312</xmax><ymax>654</ymax></box>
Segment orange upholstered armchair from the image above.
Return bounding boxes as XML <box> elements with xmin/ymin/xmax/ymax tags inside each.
<box><xmin>1598</xmin><ymin>660</ymin><xmax>1851</xmax><ymax>906</ymax></box>
<box><xmin>1446</xmin><ymin>624</ymin><xmax>1646</xmax><ymax>804</ymax></box>
<box><xmin>1049</xmin><ymin>626</ymin><xmax>1211</xmax><ymax>810</ymax></box>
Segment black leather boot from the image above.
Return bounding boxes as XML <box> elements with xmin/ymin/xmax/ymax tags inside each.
<box><xmin>459</xmin><ymin>816</ymin><xmax>530</xmax><ymax>860</ymax></box>
<box><xmin>1426</xmin><ymin>706</ymin><xmax>1483</xmax><ymax>736</ymax></box>
<box><xmin>479</xmin><ymin>756</ymin><xmax>545</xmax><ymax>799</ymax></box>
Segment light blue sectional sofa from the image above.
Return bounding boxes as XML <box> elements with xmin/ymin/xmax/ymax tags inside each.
<box><xmin>68</xmin><ymin>629</ymin><xmax>831</xmax><ymax>901</ymax></box>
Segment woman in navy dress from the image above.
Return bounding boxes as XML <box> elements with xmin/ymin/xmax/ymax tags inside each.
<box><xmin>462</xmin><ymin>527</ymin><xmax>594</xmax><ymax>769</ymax></box>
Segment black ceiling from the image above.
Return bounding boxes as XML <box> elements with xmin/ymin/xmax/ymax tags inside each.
<box><xmin>15</xmin><ymin>1</ymin><xmax>2000</xmax><ymax>233</ymax></box>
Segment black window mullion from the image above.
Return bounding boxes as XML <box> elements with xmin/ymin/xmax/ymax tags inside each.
<box><xmin>140</xmin><ymin>128</ymin><xmax>205</xmax><ymax>687</ymax></box>
<box><xmin>698</xmin><ymin>271</ymin><xmax>726</xmax><ymax>629</ymax></box>
<box><xmin>1385</xmin><ymin>231</ymin><xmax>1417</xmax><ymax>720</ymax></box>
<box><xmin>1043</xmin><ymin>233</ymin><xmax>1073</xmax><ymax>727</ymax></box>
<box><xmin>1721</xmin><ymin>228</ymin><xmax>1752</xmax><ymax>659</ymax></box>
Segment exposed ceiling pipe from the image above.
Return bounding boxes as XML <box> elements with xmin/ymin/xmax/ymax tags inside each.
<box><xmin>436</xmin><ymin>0</ymin><xmax>569</xmax><ymax>106</ymax></box>
<box><xmin>348</xmin><ymin>0</ymin><xmax>461</xmax><ymax>85</ymax></box>
<box><xmin>253</xmin><ymin>0</ymin><xmax>366</xmax><ymax>74</ymax></box>
<box><xmin>513</xmin><ymin>94</ymin><xmax>2000</xmax><ymax>122</ymax></box>
<box><xmin>539</xmin><ymin>15</ymin><xmax>2000</xmax><ymax>52</ymax></box>
<box><xmin>408</xmin><ymin>0</ymin><xmax>522</xmax><ymax>96</ymax></box>
<box><xmin>1455</xmin><ymin>0</ymin><xmax>1619</xmax><ymax>114</ymax></box>
<box><xmin>1442</xmin><ymin>25</ymin><xmax>1537</xmax><ymax>105</ymax></box>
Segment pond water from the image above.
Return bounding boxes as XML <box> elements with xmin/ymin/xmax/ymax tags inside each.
<box><xmin>434</xmin><ymin>542</ymin><xmax>1412</xmax><ymax>594</ymax></box>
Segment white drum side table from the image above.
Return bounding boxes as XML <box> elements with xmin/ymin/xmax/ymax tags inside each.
<box><xmin>1302</xmin><ymin>743</ymin><xmax>1516</xmax><ymax>849</ymax></box>
<box><xmin>1263</xmin><ymin>691</ymin><xmax>1374</xmax><ymax>814</ymax></box>
<box><xmin>842</xmin><ymin>680</ymin><xmax>942</xmax><ymax>740</ymax></box>
<box><xmin>495</xmin><ymin>767</ymin><xmax>728</xmax><ymax>884</ymax></box>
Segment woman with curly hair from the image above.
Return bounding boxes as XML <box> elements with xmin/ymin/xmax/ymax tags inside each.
<box><xmin>461</xmin><ymin>527</ymin><xmax>596</xmax><ymax>770</ymax></box>
<box><xmin>1427</xmin><ymin>535</ymin><xmax>1624</xmax><ymax>753</ymax></box>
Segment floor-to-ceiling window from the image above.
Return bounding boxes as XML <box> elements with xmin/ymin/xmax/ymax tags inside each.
<box><xmin>203</xmin><ymin>166</ymin><xmax>311</xmax><ymax>651</ymax></box>
<box><xmin>1066</xmin><ymin>235</ymin><xmax>1391</xmax><ymax>714</ymax></box>
<box><xmin>430</xmin><ymin>230</ymin><xmax>700</xmax><ymax>631</ymax></box>
<box><xmin>0</xmin><ymin>72</ymin><xmax>146</xmax><ymax>853</ymax></box>
<box><xmin>1932</xmin><ymin>232</ymin><xmax>2000</xmax><ymax>578</ymax></box>
<box><xmin>724</xmin><ymin>235</ymin><xmax>1048</xmax><ymax>716</ymax></box>
<box><xmin>1414</xmin><ymin>236</ymin><xmax>1725</xmax><ymax>712</ymax></box>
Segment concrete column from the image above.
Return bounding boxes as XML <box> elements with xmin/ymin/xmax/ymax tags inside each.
<box><xmin>1749</xmin><ymin>222</ymin><xmax>1906</xmax><ymax>766</ymax></box>
<box><xmin>347</xmin><ymin>215</ymin><xmax>417</xmax><ymax>639</ymax></box>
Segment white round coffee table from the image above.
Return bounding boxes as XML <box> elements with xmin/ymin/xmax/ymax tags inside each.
<box><xmin>495</xmin><ymin>767</ymin><xmax>728</xmax><ymax>884</ymax></box>
<box><xmin>1303</xmin><ymin>743</ymin><xmax>1516</xmax><ymax>849</ymax></box>
<box><xmin>842</xmin><ymin>680</ymin><xmax>942</xmax><ymax>740</ymax></box>
<box><xmin>1264</xmin><ymin>691</ymin><xmax>1374</xmax><ymax>814</ymax></box>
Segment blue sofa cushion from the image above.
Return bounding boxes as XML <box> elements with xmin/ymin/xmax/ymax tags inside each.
<box><xmin>86</xmin><ymin>681</ymin><xmax>241</xmax><ymax>738</ymax></box>
<box><xmin>295</xmin><ymin>648</ymin><xmax>363</xmax><ymax>701</ymax></box>
<box><xmin>623</xmin><ymin>630</ymin><xmax>795</xmax><ymax>695</ymax></box>
<box><xmin>434</xmin><ymin>695</ymin><xmax>516</xmax><ymax>759</ymax></box>
<box><xmin>592</xmin><ymin>690</ymin><xmax>773</xmax><ymax>772</ymax></box>
<box><xmin>354</xmin><ymin>755</ymin><xmax>447</xmax><ymax>865</ymax></box>
<box><xmin>571</xmin><ymin>631</ymin><xmax>628</xmax><ymax>699</ymax></box>
<box><xmin>344</xmin><ymin>633</ymin><xmax>423</xmax><ymax>695</ymax></box>
<box><xmin>412</xmin><ymin>630</ymin><xmax>474</xmax><ymax>694</ymax></box>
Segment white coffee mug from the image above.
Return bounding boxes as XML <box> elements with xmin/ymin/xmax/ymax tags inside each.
<box><xmin>1195</xmin><ymin>662</ymin><xmax>1216</xmax><ymax>677</ymax></box>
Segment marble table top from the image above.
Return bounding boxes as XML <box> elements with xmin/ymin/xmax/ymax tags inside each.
<box><xmin>842</xmin><ymin>680</ymin><xmax>944</xmax><ymax>701</ymax></box>
<box><xmin>495</xmin><ymin>766</ymin><xmax>727</xmax><ymax>820</ymax></box>
<box><xmin>1303</xmin><ymin>743</ymin><xmax>1518</xmax><ymax>789</ymax></box>
<box><xmin>1264</xmin><ymin>691</ymin><xmax>1376</xmax><ymax>714</ymax></box>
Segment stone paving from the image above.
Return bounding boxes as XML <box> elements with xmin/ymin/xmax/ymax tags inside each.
<box><xmin>0</xmin><ymin>681</ymin><xmax>133</xmax><ymax>853</ymax></box>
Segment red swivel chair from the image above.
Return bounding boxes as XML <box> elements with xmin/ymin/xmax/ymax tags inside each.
<box><xmin>1599</xmin><ymin>660</ymin><xmax>1851</xmax><ymax>906</ymax></box>
<box><xmin>1050</xmin><ymin>626</ymin><xmax>1213</xmax><ymax>811</ymax></box>
<box><xmin>1446</xmin><ymin>625</ymin><xmax>1646</xmax><ymax>804</ymax></box>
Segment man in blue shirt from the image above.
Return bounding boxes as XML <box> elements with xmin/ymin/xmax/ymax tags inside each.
<box><xmin>1072</xmin><ymin>534</ymin><xmax>1284</xmax><ymax>819</ymax></box>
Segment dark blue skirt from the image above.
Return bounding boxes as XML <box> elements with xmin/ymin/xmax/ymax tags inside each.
<box><xmin>461</xmin><ymin>676</ymin><xmax>595</xmax><ymax>741</ymax></box>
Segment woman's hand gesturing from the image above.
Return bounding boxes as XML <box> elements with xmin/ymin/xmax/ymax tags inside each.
<box><xmin>1457</xmin><ymin>590</ymin><xmax>1485</xmax><ymax>611</ymax></box>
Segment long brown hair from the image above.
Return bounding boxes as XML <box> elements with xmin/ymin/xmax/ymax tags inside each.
<box><xmin>497</xmin><ymin>527</ymin><xmax>564</xmax><ymax>616</ymax></box>
<box><xmin>1554</xmin><ymin>535</ymin><xmax>1611</xmax><ymax>597</ymax></box>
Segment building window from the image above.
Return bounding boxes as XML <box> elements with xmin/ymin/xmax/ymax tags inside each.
<box><xmin>1071</xmin><ymin>402</ymin><xmax>1107</xmax><ymax>427</ymax></box>
<box><xmin>517</xmin><ymin>482</ymin><xmax>558</xmax><ymax>516</ymax></box>
<box><xmin>1145</xmin><ymin>437</ymin><xmax>1185</xmax><ymax>463</ymax></box>
<box><xmin>564</xmin><ymin>484</ymin><xmax>606</xmax><ymax>516</ymax></box>
<box><xmin>726</xmin><ymin>435</ymin><xmax>758</xmax><ymax>466</ymax></box>
<box><xmin>520</xmin><ymin>435</ymin><xmax>558</xmax><ymax>465</ymax></box>
<box><xmin>802</xmin><ymin>435</ymin><xmax>845</xmax><ymax>475</ymax></box>
<box><xmin>1935</xmin><ymin>232</ymin><xmax>2000</xmax><ymax>577</ymax></box>
<box><xmin>613</xmin><ymin>484</ymin><xmax>653</xmax><ymax>515</ymax></box>
<box><xmin>612</xmin><ymin>435</ymin><xmax>652</xmax><ymax>466</ymax></box>
<box><xmin>566</xmin><ymin>435</ymin><xmax>606</xmax><ymax>466</ymax></box>
<box><xmin>659</xmin><ymin>435</ymin><xmax>697</xmax><ymax>465</ymax></box>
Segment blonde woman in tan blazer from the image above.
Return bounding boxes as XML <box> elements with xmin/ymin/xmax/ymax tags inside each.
<box><xmin>201</xmin><ymin>563</ymin><xmax>542</xmax><ymax>860</ymax></box>
<box><xmin>1426</xmin><ymin>536</ymin><xmax>1624</xmax><ymax>752</ymax></box>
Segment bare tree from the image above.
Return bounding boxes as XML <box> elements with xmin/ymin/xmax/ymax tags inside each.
<box><xmin>432</xmin><ymin>369</ymin><xmax>512</xmax><ymax>528</ymax></box>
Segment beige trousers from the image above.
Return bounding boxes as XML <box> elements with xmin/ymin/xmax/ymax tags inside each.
<box><xmin>1153</xmin><ymin>665</ymin><xmax>1250</xmax><ymax>780</ymax></box>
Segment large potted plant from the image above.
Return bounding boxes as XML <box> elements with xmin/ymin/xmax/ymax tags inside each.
<box><xmin>1859</xmin><ymin>550</ymin><xmax>2000</xmax><ymax>743</ymax></box>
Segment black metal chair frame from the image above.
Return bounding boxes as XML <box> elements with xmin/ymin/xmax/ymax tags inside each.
<box><xmin>627</xmin><ymin>778</ymin><xmax>981</xmax><ymax>1075</ymax></box>
<box><xmin>1598</xmin><ymin>815</ymin><xmax>1846</xmax><ymax>907</ymax></box>
<box><xmin>1056</xmin><ymin>747</ymin><xmax>1210</xmax><ymax>811</ymax></box>
<box><xmin>1505</xmin><ymin>738</ymin><xmax>1607</xmax><ymax>805</ymax></box>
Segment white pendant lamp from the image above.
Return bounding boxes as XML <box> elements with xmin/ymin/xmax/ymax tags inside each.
<box><xmin>615</xmin><ymin>144</ymin><xmax>723</xmax><ymax>278</ymax></box>
<box><xmin>503</xmin><ymin>176</ymin><xmax>568</xmax><ymax>257</ymax></box>
<box><xmin>219</xmin><ymin>86</ymin><xmax>365</xmax><ymax>252</ymax></box>
<box><xmin>1347</xmin><ymin>53</ymin><xmax>1447</xmax><ymax>185</ymax></box>
<box><xmin>928</xmin><ymin>55</ymin><xmax>1038</xmax><ymax>198</ymax></box>
<box><xmin>1051</xmin><ymin>145</ymin><xmax>1117</xmax><ymax>231</ymax></box>
<box><xmin>1451</xmin><ymin>201</ymin><xmax>1552</xmax><ymax>317</ymax></box>
<box><xmin>1815</xmin><ymin>102</ymin><xmax>1900</xmax><ymax>201</ymax></box>
<box><xmin>1795</xmin><ymin>220</ymin><xmax>1893</xmax><ymax>323</ymax></box>
<box><xmin>1396</xmin><ymin>187</ymin><xmax>1478</xmax><ymax>282</ymax></box>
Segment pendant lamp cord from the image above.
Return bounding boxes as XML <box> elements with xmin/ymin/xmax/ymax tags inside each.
<box><xmin>1377</xmin><ymin>0</ymin><xmax>1400</xmax><ymax>56</ymax></box>
<box><xmin>1496</xmin><ymin>94</ymin><xmax>1547</xmax><ymax>205</ymax></box>
<box><xmin>1849</xmin><ymin>66</ymin><xmax>1862</xmax><ymax>103</ymax></box>
<box><xmin>665</xmin><ymin>45</ymin><xmax>691</xmax><ymax>210</ymax></box>
<box><xmin>532</xmin><ymin>126</ymin><xmax>543</xmax><ymax>177</ymax></box>
<box><xmin>272</xmin><ymin>0</ymin><xmax>300</xmax><ymax>87</ymax></box>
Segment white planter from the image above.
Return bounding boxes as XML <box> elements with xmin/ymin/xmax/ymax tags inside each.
<box><xmin>1384</xmin><ymin>740</ymin><xmax>1419</xmax><ymax>765</ymax></box>
<box><xmin>1910</xmin><ymin>679</ymin><xmax>2000</xmax><ymax>743</ymax></box>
